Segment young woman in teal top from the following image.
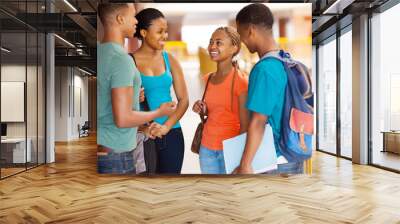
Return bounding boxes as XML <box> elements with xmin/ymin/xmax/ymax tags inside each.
<box><xmin>133</xmin><ymin>8</ymin><xmax>189</xmax><ymax>174</ymax></box>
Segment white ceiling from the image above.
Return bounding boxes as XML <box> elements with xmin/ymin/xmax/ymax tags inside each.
<box><xmin>141</xmin><ymin>3</ymin><xmax>311</xmax><ymax>26</ymax></box>
<box><xmin>142</xmin><ymin>3</ymin><xmax>311</xmax><ymax>17</ymax></box>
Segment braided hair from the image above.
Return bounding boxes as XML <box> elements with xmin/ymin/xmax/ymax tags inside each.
<box><xmin>214</xmin><ymin>26</ymin><xmax>241</xmax><ymax>69</ymax></box>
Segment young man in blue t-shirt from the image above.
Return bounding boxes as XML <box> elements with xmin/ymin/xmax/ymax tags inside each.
<box><xmin>234</xmin><ymin>3</ymin><xmax>303</xmax><ymax>174</ymax></box>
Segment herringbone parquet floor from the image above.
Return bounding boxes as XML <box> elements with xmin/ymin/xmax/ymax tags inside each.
<box><xmin>1</xmin><ymin>135</ymin><xmax>400</xmax><ymax>224</ymax></box>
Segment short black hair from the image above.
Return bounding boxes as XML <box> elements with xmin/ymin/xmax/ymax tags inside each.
<box><xmin>134</xmin><ymin>8</ymin><xmax>165</xmax><ymax>39</ymax></box>
<box><xmin>236</xmin><ymin>3</ymin><xmax>274</xmax><ymax>29</ymax></box>
<box><xmin>97</xmin><ymin>3</ymin><xmax>129</xmax><ymax>24</ymax></box>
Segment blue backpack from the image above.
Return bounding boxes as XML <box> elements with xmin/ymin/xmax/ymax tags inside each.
<box><xmin>262</xmin><ymin>50</ymin><xmax>314</xmax><ymax>163</ymax></box>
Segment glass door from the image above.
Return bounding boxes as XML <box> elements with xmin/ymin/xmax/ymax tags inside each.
<box><xmin>317</xmin><ymin>36</ymin><xmax>337</xmax><ymax>155</ymax></box>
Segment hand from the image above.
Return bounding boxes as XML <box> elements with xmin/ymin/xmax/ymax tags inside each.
<box><xmin>139</xmin><ymin>87</ymin><xmax>145</xmax><ymax>103</ymax></box>
<box><xmin>149</xmin><ymin>124</ymin><xmax>170</xmax><ymax>138</ymax></box>
<box><xmin>142</xmin><ymin>123</ymin><xmax>157</xmax><ymax>139</ymax></box>
<box><xmin>158</xmin><ymin>102</ymin><xmax>177</xmax><ymax>116</ymax></box>
<box><xmin>192</xmin><ymin>100</ymin><xmax>207</xmax><ymax>114</ymax></box>
<box><xmin>232</xmin><ymin>164</ymin><xmax>254</xmax><ymax>174</ymax></box>
<box><xmin>145</xmin><ymin>123</ymin><xmax>162</xmax><ymax>139</ymax></box>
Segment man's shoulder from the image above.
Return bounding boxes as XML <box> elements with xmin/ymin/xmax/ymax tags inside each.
<box><xmin>249</xmin><ymin>58</ymin><xmax>287</xmax><ymax>91</ymax></box>
<box><xmin>255</xmin><ymin>57</ymin><xmax>285</xmax><ymax>70</ymax></box>
<box><xmin>99</xmin><ymin>44</ymin><xmax>132</xmax><ymax>63</ymax></box>
<box><xmin>112</xmin><ymin>51</ymin><xmax>133</xmax><ymax>63</ymax></box>
<box><xmin>251</xmin><ymin>58</ymin><xmax>285</xmax><ymax>77</ymax></box>
<box><xmin>105</xmin><ymin>53</ymin><xmax>135</xmax><ymax>75</ymax></box>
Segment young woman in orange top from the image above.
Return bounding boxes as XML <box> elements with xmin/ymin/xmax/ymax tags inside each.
<box><xmin>193</xmin><ymin>27</ymin><xmax>249</xmax><ymax>174</ymax></box>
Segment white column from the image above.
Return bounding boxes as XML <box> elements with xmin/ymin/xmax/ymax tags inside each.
<box><xmin>352</xmin><ymin>14</ymin><xmax>369</xmax><ymax>164</ymax></box>
<box><xmin>46</xmin><ymin>1</ymin><xmax>55</xmax><ymax>163</ymax></box>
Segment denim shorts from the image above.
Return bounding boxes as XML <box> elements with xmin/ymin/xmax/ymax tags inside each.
<box><xmin>199</xmin><ymin>145</ymin><xmax>226</xmax><ymax>174</ymax></box>
<box><xmin>97</xmin><ymin>146</ymin><xmax>135</xmax><ymax>174</ymax></box>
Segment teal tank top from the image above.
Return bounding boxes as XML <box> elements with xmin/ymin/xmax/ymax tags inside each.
<box><xmin>140</xmin><ymin>51</ymin><xmax>181</xmax><ymax>129</ymax></box>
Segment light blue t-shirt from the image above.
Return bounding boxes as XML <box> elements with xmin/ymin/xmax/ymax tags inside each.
<box><xmin>140</xmin><ymin>51</ymin><xmax>181</xmax><ymax>129</ymax></box>
<box><xmin>97</xmin><ymin>42</ymin><xmax>141</xmax><ymax>152</ymax></box>
<box><xmin>246</xmin><ymin>58</ymin><xmax>287</xmax><ymax>156</ymax></box>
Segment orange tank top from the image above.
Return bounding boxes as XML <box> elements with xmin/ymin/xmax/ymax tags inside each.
<box><xmin>201</xmin><ymin>67</ymin><xmax>248</xmax><ymax>150</ymax></box>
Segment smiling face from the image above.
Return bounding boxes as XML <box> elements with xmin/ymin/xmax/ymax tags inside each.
<box><xmin>140</xmin><ymin>17</ymin><xmax>168</xmax><ymax>50</ymax></box>
<box><xmin>207</xmin><ymin>29</ymin><xmax>238</xmax><ymax>63</ymax></box>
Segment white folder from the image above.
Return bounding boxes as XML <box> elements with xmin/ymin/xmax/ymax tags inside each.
<box><xmin>223</xmin><ymin>124</ymin><xmax>278</xmax><ymax>174</ymax></box>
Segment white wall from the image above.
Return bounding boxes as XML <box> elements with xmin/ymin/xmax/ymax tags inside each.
<box><xmin>54</xmin><ymin>67</ymin><xmax>89</xmax><ymax>141</ymax></box>
<box><xmin>55</xmin><ymin>66</ymin><xmax>69</xmax><ymax>141</ymax></box>
<box><xmin>1</xmin><ymin>65</ymin><xmax>26</xmax><ymax>140</ymax></box>
<box><xmin>71</xmin><ymin>72</ymin><xmax>89</xmax><ymax>139</ymax></box>
<box><xmin>1</xmin><ymin>65</ymin><xmax>26</xmax><ymax>82</ymax></box>
<box><xmin>1</xmin><ymin>65</ymin><xmax>33</xmax><ymax>138</ymax></box>
<box><xmin>1</xmin><ymin>64</ymin><xmax>46</xmax><ymax>163</ymax></box>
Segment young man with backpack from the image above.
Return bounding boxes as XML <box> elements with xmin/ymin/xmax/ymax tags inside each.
<box><xmin>233</xmin><ymin>3</ymin><xmax>313</xmax><ymax>174</ymax></box>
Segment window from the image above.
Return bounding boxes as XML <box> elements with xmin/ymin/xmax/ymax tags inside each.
<box><xmin>0</xmin><ymin>1</ymin><xmax>46</xmax><ymax>179</ymax></box>
<box><xmin>371</xmin><ymin>2</ymin><xmax>400</xmax><ymax>171</ymax></box>
<box><xmin>317</xmin><ymin>37</ymin><xmax>337</xmax><ymax>154</ymax></box>
<box><xmin>339</xmin><ymin>28</ymin><xmax>352</xmax><ymax>158</ymax></box>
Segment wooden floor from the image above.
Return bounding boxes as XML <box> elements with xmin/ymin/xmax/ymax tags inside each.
<box><xmin>1</xmin><ymin>164</ymin><xmax>45</xmax><ymax>178</ymax></box>
<box><xmin>372</xmin><ymin>151</ymin><xmax>400</xmax><ymax>171</ymax></box>
<box><xmin>1</xmin><ymin>167</ymin><xmax>26</xmax><ymax>178</ymax></box>
<box><xmin>1</xmin><ymin>135</ymin><xmax>400</xmax><ymax>223</ymax></box>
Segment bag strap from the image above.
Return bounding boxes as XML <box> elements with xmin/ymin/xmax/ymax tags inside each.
<box><xmin>200</xmin><ymin>73</ymin><xmax>213</xmax><ymax>123</ymax></box>
<box><xmin>230</xmin><ymin>68</ymin><xmax>237</xmax><ymax>112</ymax></box>
<box><xmin>201</xmin><ymin>69</ymin><xmax>237</xmax><ymax>121</ymax></box>
<box><xmin>129</xmin><ymin>53</ymin><xmax>136</xmax><ymax>65</ymax></box>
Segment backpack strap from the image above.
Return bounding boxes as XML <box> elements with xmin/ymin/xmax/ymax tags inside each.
<box><xmin>259</xmin><ymin>50</ymin><xmax>295</xmax><ymax>66</ymax></box>
<box><xmin>261</xmin><ymin>50</ymin><xmax>314</xmax><ymax>108</ymax></box>
<box><xmin>260</xmin><ymin>50</ymin><xmax>282</xmax><ymax>61</ymax></box>
<box><xmin>296</xmin><ymin>62</ymin><xmax>313</xmax><ymax>98</ymax></box>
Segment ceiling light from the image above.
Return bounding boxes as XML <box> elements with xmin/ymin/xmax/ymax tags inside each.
<box><xmin>54</xmin><ymin>34</ymin><xmax>75</xmax><ymax>48</ymax></box>
<box><xmin>78</xmin><ymin>67</ymin><xmax>92</xmax><ymax>76</ymax></box>
<box><xmin>63</xmin><ymin>0</ymin><xmax>78</xmax><ymax>12</ymax></box>
<box><xmin>1</xmin><ymin>47</ymin><xmax>11</xmax><ymax>53</ymax></box>
<box><xmin>323</xmin><ymin>0</ymin><xmax>355</xmax><ymax>15</ymax></box>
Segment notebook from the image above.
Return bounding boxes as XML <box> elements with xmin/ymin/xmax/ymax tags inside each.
<box><xmin>223</xmin><ymin>124</ymin><xmax>278</xmax><ymax>174</ymax></box>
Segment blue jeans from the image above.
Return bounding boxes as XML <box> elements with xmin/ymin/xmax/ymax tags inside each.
<box><xmin>264</xmin><ymin>161</ymin><xmax>304</xmax><ymax>175</ymax></box>
<box><xmin>97</xmin><ymin>147</ymin><xmax>135</xmax><ymax>174</ymax></box>
<box><xmin>199</xmin><ymin>145</ymin><xmax>226</xmax><ymax>174</ymax></box>
<box><xmin>155</xmin><ymin>128</ymin><xmax>185</xmax><ymax>174</ymax></box>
